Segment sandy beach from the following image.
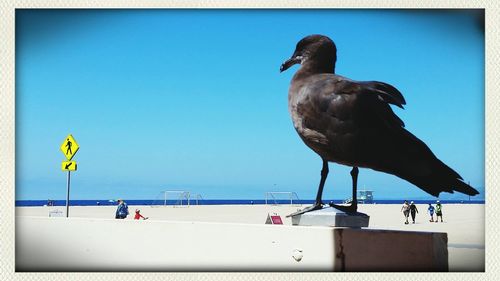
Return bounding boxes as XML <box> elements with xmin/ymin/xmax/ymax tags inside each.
<box><xmin>15</xmin><ymin>203</ymin><xmax>484</xmax><ymax>271</ymax></box>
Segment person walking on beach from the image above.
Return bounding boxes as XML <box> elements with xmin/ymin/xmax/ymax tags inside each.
<box><xmin>409</xmin><ymin>201</ymin><xmax>419</xmax><ymax>224</ymax></box>
<box><xmin>115</xmin><ymin>199</ymin><xmax>129</xmax><ymax>219</ymax></box>
<box><xmin>401</xmin><ymin>200</ymin><xmax>410</xmax><ymax>224</ymax></box>
<box><xmin>435</xmin><ymin>201</ymin><xmax>443</xmax><ymax>222</ymax></box>
<box><xmin>134</xmin><ymin>209</ymin><xmax>148</xmax><ymax>220</ymax></box>
<box><xmin>428</xmin><ymin>203</ymin><xmax>435</xmax><ymax>222</ymax></box>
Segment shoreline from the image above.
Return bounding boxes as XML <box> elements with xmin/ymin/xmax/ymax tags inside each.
<box><xmin>15</xmin><ymin>199</ymin><xmax>486</xmax><ymax>207</ymax></box>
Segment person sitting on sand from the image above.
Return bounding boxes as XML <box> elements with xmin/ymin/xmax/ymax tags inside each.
<box><xmin>115</xmin><ymin>199</ymin><xmax>129</xmax><ymax>219</ymax></box>
<box><xmin>134</xmin><ymin>209</ymin><xmax>149</xmax><ymax>220</ymax></box>
<box><xmin>409</xmin><ymin>201</ymin><xmax>419</xmax><ymax>224</ymax></box>
<box><xmin>428</xmin><ymin>203</ymin><xmax>435</xmax><ymax>222</ymax></box>
<box><xmin>401</xmin><ymin>200</ymin><xmax>410</xmax><ymax>224</ymax></box>
<box><xmin>435</xmin><ymin>201</ymin><xmax>443</xmax><ymax>222</ymax></box>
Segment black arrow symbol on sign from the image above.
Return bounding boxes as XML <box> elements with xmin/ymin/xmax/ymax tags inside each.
<box><xmin>65</xmin><ymin>162</ymin><xmax>73</xmax><ymax>169</ymax></box>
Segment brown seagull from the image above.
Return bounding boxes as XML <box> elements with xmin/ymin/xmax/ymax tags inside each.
<box><xmin>280</xmin><ymin>35</ymin><xmax>479</xmax><ymax>216</ymax></box>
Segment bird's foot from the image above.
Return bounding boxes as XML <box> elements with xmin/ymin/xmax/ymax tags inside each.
<box><xmin>286</xmin><ymin>203</ymin><xmax>324</xmax><ymax>217</ymax></box>
<box><xmin>328</xmin><ymin>203</ymin><xmax>358</xmax><ymax>214</ymax></box>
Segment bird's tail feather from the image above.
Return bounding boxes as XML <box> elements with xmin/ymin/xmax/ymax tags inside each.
<box><xmin>450</xmin><ymin>177</ymin><xmax>479</xmax><ymax>196</ymax></box>
<box><xmin>389</xmin><ymin>129</ymin><xmax>480</xmax><ymax>198</ymax></box>
<box><xmin>402</xmin><ymin>160</ymin><xmax>479</xmax><ymax>197</ymax></box>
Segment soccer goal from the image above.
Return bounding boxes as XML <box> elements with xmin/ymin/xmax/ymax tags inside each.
<box><xmin>188</xmin><ymin>194</ymin><xmax>204</xmax><ymax>205</ymax></box>
<box><xmin>151</xmin><ymin>190</ymin><xmax>191</xmax><ymax>208</ymax></box>
<box><xmin>264</xmin><ymin>191</ymin><xmax>301</xmax><ymax>206</ymax></box>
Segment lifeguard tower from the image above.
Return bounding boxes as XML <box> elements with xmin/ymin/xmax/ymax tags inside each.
<box><xmin>343</xmin><ymin>190</ymin><xmax>374</xmax><ymax>204</ymax></box>
<box><xmin>358</xmin><ymin>190</ymin><xmax>374</xmax><ymax>204</ymax></box>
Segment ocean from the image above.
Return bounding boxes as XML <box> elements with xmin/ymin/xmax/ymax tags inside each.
<box><xmin>15</xmin><ymin>199</ymin><xmax>485</xmax><ymax>207</ymax></box>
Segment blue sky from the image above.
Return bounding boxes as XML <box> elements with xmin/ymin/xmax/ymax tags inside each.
<box><xmin>16</xmin><ymin>9</ymin><xmax>484</xmax><ymax>201</ymax></box>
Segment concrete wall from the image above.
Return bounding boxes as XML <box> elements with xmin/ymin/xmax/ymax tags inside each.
<box><xmin>16</xmin><ymin>217</ymin><xmax>447</xmax><ymax>271</ymax></box>
<box><xmin>16</xmin><ymin>217</ymin><xmax>335</xmax><ymax>271</ymax></box>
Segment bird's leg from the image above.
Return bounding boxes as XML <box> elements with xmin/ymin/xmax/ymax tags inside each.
<box><xmin>350</xmin><ymin>166</ymin><xmax>359</xmax><ymax>212</ymax></box>
<box><xmin>329</xmin><ymin>167</ymin><xmax>359</xmax><ymax>213</ymax></box>
<box><xmin>287</xmin><ymin>160</ymin><xmax>328</xmax><ymax>217</ymax></box>
<box><xmin>314</xmin><ymin>159</ymin><xmax>329</xmax><ymax>206</ymax></box>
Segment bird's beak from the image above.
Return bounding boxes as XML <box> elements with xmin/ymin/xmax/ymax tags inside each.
<box><xmin>280</xmin><ymin>56</ymin><xmax>302</xmax><ymax>73</ymax></box>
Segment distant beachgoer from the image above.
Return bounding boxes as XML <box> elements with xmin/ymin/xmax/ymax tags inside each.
<box><xmin>435</xmin><ymin>201</ymin><xmax>443</xmax><ymax>222</ymax></box>
<box><xmin>401</xmin><ymin>200</ymin><xmax>410</xmax><ymax>224</ymax></box>
<box><xmin>409</xmin><ymin>201</ymin><xmax>419</xmax><ymax>224</ymax></box>
<box><xmin>115</xmin><ymin>199</ymin><xmax>129</xmax><ymax>219</ymax></box>
<box><xmin>134</xmin><ymin>209</ymin><xmax>148</xmax><ymax>220</ymax></box>
<box><xmin>428</xmin><ymin>203</ymin><xmax>435</xmax><ymax>222</ymax></box>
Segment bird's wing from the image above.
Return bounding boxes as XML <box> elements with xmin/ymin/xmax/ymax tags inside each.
<box><xmin>299</xmin><ymin>74</ymin><xmax>406</xmax><ymax>130</ymax></box>
<box><xmin>357</xmin><ymin>80</ymin><xmax>406</xmax><ymax>109</ymax></box>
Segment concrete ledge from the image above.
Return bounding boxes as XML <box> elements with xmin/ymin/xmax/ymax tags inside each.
<box><xmin>16</xmin><ymin>217</ymin><xmax>447</xmax><ymax>271</ymax></box>
<box><xmin>16</xmin><ymin>217</ymin><xmax>335</xmax><ymax>271</ymax></box>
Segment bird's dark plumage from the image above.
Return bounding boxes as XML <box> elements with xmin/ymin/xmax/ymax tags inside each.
<box><xmin>281</xmin><ymin>35</ymin><xmax>478</xmax><ymax>215</ymax></box>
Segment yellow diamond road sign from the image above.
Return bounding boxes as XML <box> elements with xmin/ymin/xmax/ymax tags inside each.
<box><xmin>60</xmin><ymin>134</ymin><xmax>79</xmax><ymax>161</ymax></box>
<box><xmin>62</xmin><ymin>161</ymin><xmax>77</xmax><ymax>171</ymax></box>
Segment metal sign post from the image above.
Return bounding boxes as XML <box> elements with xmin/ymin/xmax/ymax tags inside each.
<box><xmin>66</xmin><ymin>171</ymin><xmax>71</xmax><ymax>217</ymax></box>
<box><xmin>60</xmin><ymin>134</ymin><xmax>79</xmax><ymax>218</ymax></box>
